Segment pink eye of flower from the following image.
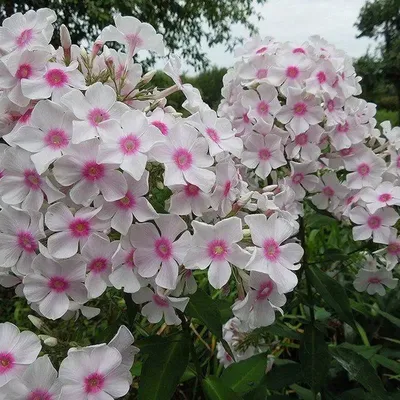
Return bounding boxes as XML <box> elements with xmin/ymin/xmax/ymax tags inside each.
<box><xmin>286</xmin><ymin>66</ymin><xmax>299</xmax><ymax>79</ymax></box>
<box><xmin>256</xmin><ymin>280</ymin><xmax>274</xmax><ymax>300</ymax></box>
<box><xmin>125</xmin><ymin>33</ymin><xmax>144</xmax><ymax>49</ymax></box>
<box><xmin>48</xmin><ymin>276</ymin><xmax>70</xmax><ymax>293</ymax></box>
<box><xmin>88</xmin><ymin>108</ymin><xmax>110</xmax><ymax>127</ymax></box>
<box><xmin>293</xmin><ymin>47</ymin><xmax>306</xmax><ymax>54</ymax></box>
<box><xmin>84</xmin><ymin>372</ymin><xmax>105</xmax><ymax>394</ymax></box>
<box><xmin>153</xmin><ymin>294</ymin><xmax>169</xmax><ymax>308</ymax></box>
<box><xmin>16</xmin><ymin>63</ymin><xmax>32</xmax><ymax>79</ymax></box>
<box><xmin>69</xmin><ymin>218</ymin><xmax>91</xmax><ymax>238</ymax></box>
<box><xmin>207</xmin><ymin>239</ymin><xmax>228</xmax><ymax>261</ymax></box>
<box><xmin>327</xmin><ymin>99</ymin><xmax>335</xmax><ymax>112</ymax></box>
<box><xmin>16</xmin><ymin>29</ymin><xmax>33</xmax><ymax>48</ymax></box>
<box><xmin>387</xmin><ymin>242</ymin><xmax>400</xmax><ymax>255</ymax></box>
<box><xmin>256</xmin><ymin>68</ymin><xmax>268</xmax><ymax>79</ymax></box>
<box><xmin>151</xmin><ymin>121</ymin><xmax>169</xmax><ymax>136</ymax></box>
<box><xmin>258</xmin><ymin>148</ymin><xmax>271</xmax><ymax>161</ymax></box>
<box><xmin>154</xmin><ymin>237</ymin><xmax>173</xmax><ymax>260</ymax></box>
<box><xmin>28</xmin><ymin>389</ymin><xmax>53</xmax><ymax>400</ymax></box>
<box><xmin>322</xmin><ymin>186</ymin><xmax>335</xmax><ymax>197</ymax></box>
<box><xmin>317</xmin><ymin>71</ymin><xmax>327</xmax><ymax>84</ymax></box>
<box><xmin>257</xmin><ymin>101</ymin><xmax>270</xmax><ymax>116</ymax></box>
<box><xmin>0</xmin><ymin>353</ymin><xmax>14</xmax><ymax>374</ymax></box>
<box><xmin>119</xmin><ymin>134</ymin><xmax>140</xmax><ymax>155</ymax></box>
<box><xmin>337</xmin><ymin>121</ymin><xmax>349</xmax><ymax>133</ymax></box>
<box><xmin>89</xmin><ymin>257</ymin><xmax>109</xmax><ymax>273</ymax></box>
<box><xmin>367</xmin><ymin>215</ymin><xmax>382</xmax><ymax>230</ymax></box>
<box><xmin>116</xmin><ymin>191</ymin><xmax>136</xmax><ymax>210</ymax></box>
<box><xmin>184</xmin><ymin>184</ymin><xmax>200</xmax><ymax>198</ymax></box>
<box><xmin>291</xmin><ymin>172</ymin><xmax>304</xmax><ymax>184</ymax></box>
<box><xmin>45</xmin><ymin>69</ymin><xmax>68</xmax><ymax>88</ymax></box>
<box><xmin>17</xmin><ymin>231</ymin><xmax>37</xmax><ymax>253</ymax></box>
<box><xmin>256</xmin><ymin>46</ymin><xmax>268</xmax><ymax>54</ymax></box>
<box><xmin>293</xmin><ymin>102</ymin><xmax>307</xmax><ymax>116</ymax></box>
<box><xmin>295</xmin><ymin>133</ymin><xmax>308</xmax><ymax>146</ymax></box>
<box><xmin>206</xmin><ymin>128</ymin><xmax>220</xmax><ymax>143</ymax></box>
<box><xmin>357</xmin><ymin>163</ymin><xmax>370</xmax><ymax>177</ymax></box>
<box><xmin>82</xmin><ymin>161</ymin><xmax>105</xmax><ymax>181</ymax></box>
<box><xmin>378</xmin><ymin>193</ymin><xmax>392</xmax><ymax>203</ymax></box>
<box><xmin>125</xmin><ymin>248</ymin><xmax>136</xmax><ymax>268</ymax></box>
<box><xmin>44</xmin><ymin>128</ymin><xmax>69</xmax><ymax>149</ymax></box>
<box><xmin>367</xmin><ymin>277</ymin><xmax>381</xmax><ymax>284</ymax></box>
<box><xmin>173</xmin><ymin>148</ymin><xmax>193</xmax><ymax>170</ymax></box>
<box><xmin>263</xmin><ymin>238</ymin><xmax>280</xmax><ymax>261</ymax></box>
<box><xmin>24</xmin><ymin>169</ymin><xmax>42</xmax><ymax>190</ymax></box>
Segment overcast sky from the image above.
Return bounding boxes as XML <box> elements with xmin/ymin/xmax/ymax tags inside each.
<box><xmin>182</xmin><ymin>0</ymin><xmax>377</xmax><ymax>74</ymax></box>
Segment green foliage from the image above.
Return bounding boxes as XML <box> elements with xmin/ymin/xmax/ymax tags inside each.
<box><xmin>202</xmin><ymin>376</ymin><xmax>241</xmax><ymax>400</ymax></box>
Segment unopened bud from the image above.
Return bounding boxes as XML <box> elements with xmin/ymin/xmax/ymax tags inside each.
<box><xmin>91</xmin><ymin>40</ymin><xmax>104</xmax><ymax>57</ymax></box>
<box><xmin>60</xmin><ymin>24</ymin><xmax>71</xmax><ymax>49</ymax></box>
<box><xmin>156</xmin><ymin>181</ymin><xmax>164</xmax><ymax>190</ymax></box>
<box><xmin>237</xmin><ymin>191</ymin><xmax>253</xmax><ymax>207</ymax></box>
<box><xmin>141</xmin><ymin>69</ymin><xmax>157</xmax><ymax>85</ymax></box>
<box><xmin>44</xmin><ymin>337</ymin><xmax>58</xmax><ymax>347</ymax></box>
<box><xmin>28</xmin><ymin>315</ymin><xmax>44</xmax><ymax>330</ymax></box>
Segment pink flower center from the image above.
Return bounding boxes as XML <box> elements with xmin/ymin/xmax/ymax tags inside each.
<box><xmin>256</xmin><ymin>280</ymin><xmax>274</xmax><ymax>300</ymax></box>
<box><xmin>154</xmin><ymin>237</ymin><xmax>173</xmax><ymax>260</ymax></box>
<box><xmin>295</xmin><ymin>133</ymin><xmax>308</xmax><ymax>146</ymax></box>
<box><xmin>0</xmin><ymin>353</ymin><xmax>14</xmax><ymax>375</ymax></box>
<box><xmin>44</xmin><ymin>128</ymin><xmax>69</xmax><ymax>149</ymax></box>
<box><xmin>263</xmin><ymin>238</ymin><xmax>280</xmax><ymax>261</ymax></box>
<box><xmin>88</xmin><ymin>257</ymin><xmax>109</xmax><ymax>273</ymax></box>
<box><xmin>125</xmin><ymin>34</ymin><xmax>144</xmax><ymax>49</ymax></box>
<box><xmin>153</xmin><ymin>294</ymin><xmax>169</xmax><ymax>308</ymax></box>
<box><xmin>16</xmin><ymin>63</ymin><xmax>32</xmax><ymax>79</ymax></box>
<box><xmin>17</xmin><ymin>231</ymin><xmax>37</xmax><ymax>253</ymax></box>
<box><xmin>116</xmin><ymin>191</ymin><xmax>136</xmax><ymax>210</ymax></box>
<box><xmin>337</xmin><ymin>121</ymin><xmax>349</xmax><ymax>134</ymax></box>
<box><xmin>45</xmin><ymin>69</ymin><xmax>68</xmax><ymax>88</ymax></box>
<box><xmin>184</xmin><ymin>184</ymin><xmax>200</xmax><ymax>198</ymax></box>
<box><xmin>327</xmin><ymin>99</ymin><xmax>335</xmax><ymax>112</ymax></box>
<box><xmin>291</xmin><ymin>172</ymin><xmax>304</xmax><ymax>184</ymax></box>
<box><xmin>357</xmin><ymin>163</ymin><xmax>370</xmax><ymax>177</ymax></box>
<box><xmin>367</xmin><ymin>215</ymin><xmax>382</xmax><ymax>230</ymax></box>
<box><xmin>293</xmin><ymin>102</ymin><xmax>307</xmax><ymax>116</ymax></box>
<box><xmin>69</xmin><ymin>218</ymin><xmax>91</xmax><ymax>238</ymax></box>
<box><xmin>387</xmin><ymin>242</ymin><xmax>400</xmax><ymax>255</ymax></box>
<box><xmin>317</xmin><ymin>71</ymin><xmax>327</xmax><ymax>84</ymax></box>
<box><xmin>173</xmin><ymin>148</ymin><xmax>193</xmax><ymax>170</ymax></box>
<box><xmin>84</xmin><ymin>372</ymin><xmax>105</xmax><ymax>394</ymax></box>
<box><xmin>206</xmin><ymin>128</ymin><xmax>220</xmax><ymax>143</ymax></box>
<box><xmin>88</xmin><ymin>108</ymin><xmax>110</xmax><ymax>127</ymax></box>
<box><xmin>16</xmin><ymin>29</ymin><xmax>33</xmax><ymax>48</ymax></box>
<box><xmin>257</xmin><ymin>101</ymin><xmax>270</xmax><ymax>116</ymax></box>
<box><xmin>119</xmin><ymin>134</ymin><xmax>140</xmax><ymax>155</ymax></box>
<box><xmin>322</xmin><ymin>186</ymin><xmax>335</xmax><ymax>197</ymax></box>
<box><xmin>28</xmin><ymin>389</ymin><xmax>53</xmax><ymax>400</ymax></box>
<box><xmin>258</xmin><ymin>148</ymin><xmax>271</xmax><ymax>161</ymax></box>
<box><xmin>223</xmin><ymin>181</ymin><xmax>231</xmax><ymax>197</ymax></box>
<box><xmin>367</xmin><ymin>277</ymin><xmax>381</xmax><ymax>284</ymax></box>
<box><xmin>207</xmin><ymin>239</ymin><xmax>228</xmax><ymax>261</ymax></box>
<box><xmin>82</xmin><ymin>161</ymin><xmax>105</xmax><ymax>181</ymax></box>
<box><xmin>256</xmin><ymin>68</ymin><xmax>268</xmax><ymax>79</ymax></box>
<box><xmin>151</xmin><ymin>121</ymin><xmax>169</xmax><ymax>136</ymax></box>
<box><xmin>243</xmin><ymin>113</ymin><xmax>250</xmax><ymax>124</ymax></box>
<box><xmin>286</xmin><ymin>66</ymin><xmax>299</xmax><ymax>79</ymax></box>
<box><xmin>124</xmin><ymin>248</ymin><xmax>136</xmax><ymax>269</ymax></box>
<box><xmin>48</xmin><ymin>276</ymin><xmax>70</xmax><ymax>293</ymax></box>
<box><xmin>24</xmin><ymin>169</ymin><xmax>42</xmax><ymax>190</ymax></box>
<box><xmin>378</xmin><ymin>193</ymin><xmax>392</xmax><ymax>203</ymax></box>
<box><xmin>256</xmin><ymin>46</ymin><xmax>268</xmax><ymax>54</ymax></box>
<box><xmin>293</xmin><ymin>47</ymin><xmax>306</xmax><ymax>54</ymax></box>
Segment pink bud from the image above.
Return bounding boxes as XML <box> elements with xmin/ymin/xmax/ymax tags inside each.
<box><xmin>60</xmin><ymin>24</ymin><xmax>71</xmax><ymax>49</ymax></box>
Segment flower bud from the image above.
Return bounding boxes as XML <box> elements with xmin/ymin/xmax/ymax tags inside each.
<box><xmin>60</xmin><ymin>24</ymin><xmax>71</xmax><ymax>49</ymax></box>
<box><xmin>44</xmin><ymin>337</ymin><xmax>58</xmax><ymax>347</ymax></box>
<box><xmin>91</xmin><ymin>40</ymin><xmax>104</xmax><ymax>57</ymax></box>
<box><xmin>141</xmin><ymin>69</ymin><xmax>157</xmax><ymax>85</ymax></box>
<box><xmin>28</xmin><ymin>315</ymin><xmax>44</xmax><ymax>330</ymax></box>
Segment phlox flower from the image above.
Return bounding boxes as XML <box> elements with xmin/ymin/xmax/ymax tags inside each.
<box><xmin>238</xmin><ymin>54</ymin><xmax>275</xmax><ymax>82</ymax></box>
<box><xmin>359</xmin><ymin>181</ymin><xmax>400</xmax><ymax>214</ymax></box>
<box><xmin>285</xmin><ymin>125</ymin><xmax>324</xmax><ymax>161</ymax></box>
<box><xmin>323</xmin><ymin>94</ymin><xmax>346</xmax><ymax>126</ymax></box>
<box><xmin>130</xmin><ymin>214</ymin><xmax>191</xmax><ymax>289</ymax></box>
<box><xmin>381</xmin><ymin>120</ymin><xmax>400</xmax><ymax>149</ymax></box>
<box><xmin>108</xmin><ymin>326</ymin><xmax>139</xmax><ymax>369</ymax></box>
<box><xmin>147</xmin><ymin>107</ymin><xmax>177</xmax><ymax>137</ymax></box>
<box><xmin>168</xmin><ymin>183</ymin><xmax>211</xmax><ymax>217</ymax></box>
<box><xmin>0</xmin><ymin>322</ymin><xmax>41</xmax><ymax>387</ymax></box>
<box><xmin>45</xmin><ymin>202</ymin><xmax>108</xmax><ymax>259</ymax></box>
<box><xmin>61</xmin><ymin>82</ymin><xmax>129</xmax><ymax>144</ymax></box>
<box><xmin>285</xmin><ymin>161</ymin><xmax>320</xmax><ymax>200</ymax></box>
<box><xmin>23</xmin><ymin>253</ymin><xmax>87</xmax><ymax>320</ymax></box>
<box><xmin>244</xmin><ymin>213</ymin><xmax>304</xmax><ymax>293</ymax></box>
<box><xmin>234</xmin><ymin>35</ymin><xmax>277</xmax><ymax>57</ymax></box>
<box><xmin>184</xmin><ymin>217</ymin><xmax>250</xmax><ymax>289</ymax></box>
<box><xmin>53</xmin><ymin>139</ymin><xmax>127</xmax><ymax>205</ymax></box>
<box><xmin>349</xmin><ymin>206</ymin><xmax>399</xmax><ymax>244</ymax></box>
<box><xmin>172</xmin><ymin>269</ymin><xmax>197</xmax><ymax>296</ymax></box>
<box><xmin>131</xmin><ymin>286</ymin><xmax>189</xmax><ymax>325</ymax></box>
<box><xmin>380</xmin><ymin>230</ymin><xmax>400</xmax><ymax>270</ymax></box>
<box><xmin>232</xmin><ymin>271</ymin><xmax>286</xmax><ymax>328</ymax></box>
<box><xmin>353</xmin><ymin>267</ymin><xmax>398</xmax><ymax>296</ymax></box>
<box><xmin>305</xmin><ymin>59</ymin><xmax>337</xmax><ymax>98</ymax></box>
<box><xmin>328</xmin><ymin>116</ymin><xmax>366</xmax><ymax>150</ymax></box>
<box><xmin>388</xmin><ymin>148</ymin><xmax>400</xmax><ymax>176</ymax></box>
<box><xmin>312</xmin><ymin>172</ymin><xmax>349</xmax><ymax>211</ymax></box>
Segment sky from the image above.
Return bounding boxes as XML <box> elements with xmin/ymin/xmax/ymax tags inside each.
<box><xmin>183</xmin><ymin>0</ymin><xmax>377</xmax><ymax>74</ymax></box>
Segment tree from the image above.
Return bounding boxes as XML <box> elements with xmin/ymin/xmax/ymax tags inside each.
<box><xmin>0</xmin><ymin>0</ymin><xmax>267</xmax><ymax>69</ymax></box>
<box><xmin>355</xmin><ymin>0</ymin><xmax>400</xmax><ymax>121</ymax></box>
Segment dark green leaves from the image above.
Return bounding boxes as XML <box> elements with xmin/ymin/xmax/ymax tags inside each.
<box><xmin>202</xmin><ymin>376</ymin><xmax>241</xmax><ymax>400</ymax></box>
<box><xmin>307</xmin><ymin>264</ymin><xmax>356</xmax><ymax>329</ymax></box>
<box><xmin>138</xmin><ymin>333</ymin><xmax>190</xmax><ymax>400</ymax></box>
<box><xmin>263</xmin><ymin>360</ymin><xmax>303</xmax><ymax>390</ymax></box>
<box><xmin>299</xmin><ymin>325</ymin><xmax>330</xmax><ymax>393</ymax></box>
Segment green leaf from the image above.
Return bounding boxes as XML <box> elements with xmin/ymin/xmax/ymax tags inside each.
<box><xmin>264</xmin><ymin>322</ymin><xmax>302</xmax><ymax>340</ymax></box>
<box><xmin>291</xmin><ymin>384</ymin><xmax>315</xmax><ymax>400</ymax></box>
<box><xmin>339</xmin><ymin>344</ymin><xmax>382</xmax><ymax>360</ymax></box>
<box><xmin>307</xmin><ymin>264</ymin><xmax>356</xmax><ymax>329</ymax></box>
<box><xmin>373</xmin><ymin>354</ymin><xmax>400</xmax><ymax>374</ymax></box>
<box><xmin>221</xmin><ymin>353</ymin><xmax>269</xmax><ymax>394</ymax></box>
<box><xmin>329</xmin><ymin>347</ymin><xmax>387</xmax><ymax>399</ymax></box>
<box><xmin>202</xmin><ymin>376</ymin><xmax>242</xmax><ymax>400</ymax></box>
<box><xmin>376</xmin><ymin>309</ymin><xmax>400</xmax><ymax>328</ymax></box>
<box><xmin>124</xmin><ymin>293</ymin><xmax>138</xmax><ymax>325</ymax></box>
<box><xmin>138</xmin><ymin>333</ymin><xmax>190</xmax><ymax>400</ymax></box>
<box><xmin>263</xmin><ymin>360</ymin><xmax>302</xmax><ymax>390</ymax></box>
<box><xmin>299</xmin><ymin>325</ymin><xmax>330</xmax><ymax>393</ymax></box>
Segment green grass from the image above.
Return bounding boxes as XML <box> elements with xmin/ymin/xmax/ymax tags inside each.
<box><xmin>375</xmin><ymin>109</ymin><xmax>399</xmax><ymax>126</ymax></box>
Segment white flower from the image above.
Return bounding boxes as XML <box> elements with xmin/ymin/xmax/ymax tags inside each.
<box><xmin>354</xmin><ymin>267</ymin><xmax>398</xmax><ymax>296</ymax></box>
<box><xmin>168</xmin><ymin>184</ymin><xmax>211</xmax><ymax>217</ymax></box>
<box><xmin>359</xmin><ymin>181</ymin><xmax>400</xmax><ymax>214</ymax></box>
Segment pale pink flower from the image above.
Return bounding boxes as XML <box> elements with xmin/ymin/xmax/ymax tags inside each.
<box><xmin>388</xmin><ymin>148</ymin><xmax>400</xmax><ymax>176</ymax></box>
<box><xmin>305</xmin><ymin>60</ymin><xmax>337</xmax><ymax>97</ymax></box>
<box><xmin>147</xmin><ymin>107</ymin><xmax>177</xmax><ymax>137</ymax></box>
<box><xmin>53</xmin><ymin>139</ymin><xmax>127</xmax><ymax>205</ymax></box>
<box><xmin>61</xmin><ymin>82</ymin><xmax>129</xmax><ymax>144</ymax></box>
<box><xmin>96</xmin><ymin>109</ymin><xmax>164</xmax><ymax>180</ymax></box>
<box><xmin>242</xmin><ymin>133</ymin><xmax>286</xmax><ymax>179</ymax></box>
<box><xmin>381</xmin><ymin>120</ymin><xmax>400</xmax><ymax>149</ymax></box>
<box><xmin>59</xmin><ymin>344</ymin><xmax>131</xmax><ymax>400</ymax></box>
<box><xmin>323</xmin><ymin>94</ymin><xmax>346</xmax><ymax>126</ymax></box>
<box><xmin>169</xmin><ymin>184</ymin><xmax>211</xmax><ymax>217</ymax></box>
<box><xmin>172</xmin><ymin>269</ymin><xmax>198</xmax><ymax>296</ymax></box>
<box><xmin>21</xmin><ymin>61</ymin><xmax>86</xmax><ymax>102</ymax></box>
<box><xmin>241</xmin><ymin>83</ymin><xmax>281</xmax><ymax>125</ymax></box>
<box><xmin>0</xmin><ymin>322</ymin><xmax>41</xmax><ymax>387</ymax></box>
<box><xmin>0</xmin><ymin>147</ymin><xmax>64</xmax><ymax>210</ymax></box>
<box><xmin>81</xmin><ymin>234</ymin><xmax>119</xmax><ymax>299</ymax></box>
<box><xmin>0</xmin><ymin>207</ymin><xmax>44</xmax><ymax>275</ymax></box>
<box><xmin>382</xmin><ymin>230</ymin><xmax>400</xmax><ymax>270</ymax></box>
<box><xmin>277</xmin><ymin>88</ymin><xmax>324</xmax><ymax>135</ymax></box>
<box><xmin>184</xmin><ymin>217</ymin><xmax>250</xmax><ymax>289</ymax></box>
<box><xmin>232</xmin><ymin>271</ymin><xmax>286</xmax><ymax>328</ymax></box>
<box><xmin>312</xmin><ymin>172</ymin><xmax>348</xmax><ymax>211</ymax></box>
<box><xmin>328</xmin><ymin>116</ymin><xmax>366</xmax><ymax>150</ymax></box>
<box><xmin>151</xmin><ymin>123</ymin><xmax>215</xmax><ymax>192</ymax></box>
<box><xmin>95</xmin><ymin>170</ymin><xmax>158</xmax><ymax>235</ymax></box>
<box><xmin>45</xmin><ymin>202</ymin><xmax>108</xmax><ymax>259</ymax></box>
<box><xmin>238</xmin><ymin>54</ymin><xmax>274</xmax><ymax>82</ymax></box>
<box><xmin>359</xmin><ymin>181</ymin><xmax>400</xmax><ymax>214</ymax></box>
<box><xmin>108</xmin><ymin>326</ymin><xmax>139</xmax><ymax>369</ymax></box>
<box><xmin>354</xmin><ymin>267</ymin><xmax>398</xmax><ymax>296</ymax></box>
<box><xmin>131</xmin><ymin>286</ymin><xmax>189</xmax><ymax>325</ymax></box>
<box><xmin>285</xmin><ymin>161</ymin><xmax>320</xmax><ymax>200</ymax></box>
<box><xmin>285</xmin><ymin>125</ymin><xmax>324</xmax><ymax>162</ymax></box>
<box><xmin>130</xmin><ymin>215</ymin><xmax>191</xmax><ymax>289</ymax></box>
<box><xmin>234</xmin><ymin>35</ymin><xmax>277</xmax><ymax>57</ymax></box>
<box><xmin>244</xmin><ymin>213</ymin><xmax>304</xmax><ymax>293</ymax></box>
<box><xmin>23</xmin><ymin>253</ymin><xmax>87</xmax><ymax>320</ymax></box>
<box><xmin>1</xmin><ymin>355</ymin><xmax>61</xmax><ymax>399</ymax></box>
<box><xmin>5</xmin><ymin>100</ymin><xmax>73</xmax><ymax>173</ymax></box>
<box><xmin>349</xmin><ymin>206</ymin><xmax>399</xmax><ymax>244</ymax></box>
